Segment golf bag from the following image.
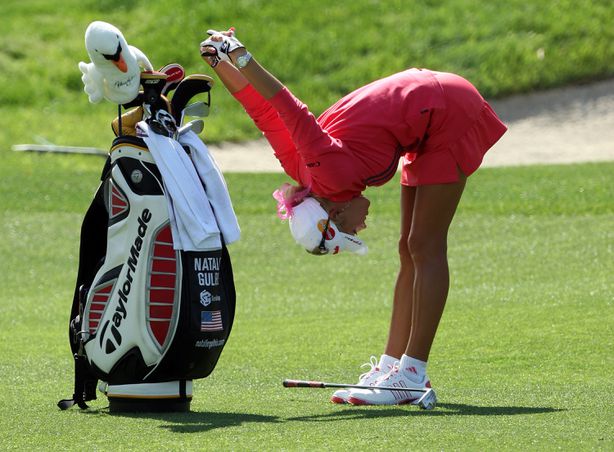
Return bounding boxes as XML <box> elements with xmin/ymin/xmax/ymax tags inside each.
<box><xmin>59</xmin><ymin>73</ymin><xmax>237</xmax><ymax>412</ymax></box>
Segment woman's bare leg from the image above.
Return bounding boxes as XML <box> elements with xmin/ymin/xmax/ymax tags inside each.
<box><xmin>405</xmin><ymin>173</ymin><xmax>466</xmax><ymax>361</ymax></box>
<box><xmin>384</xmin><ymin>185</ymin><xmax>417</xmax><ymax>358</ymax></box>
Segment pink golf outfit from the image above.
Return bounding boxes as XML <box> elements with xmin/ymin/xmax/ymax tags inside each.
<box><xmin>234</xmin><ymin>68</ymin><xmax>507</xmax><ymax>202</ymax></box>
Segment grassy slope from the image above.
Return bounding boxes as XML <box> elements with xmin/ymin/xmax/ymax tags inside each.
<box><xmin>0</xmin><ymin>152</ymin><xmax>612</xmax><ymax>449</ymax></box>
<box><xmin>1</xmin><ymin>0</ymin><xmax>613</xmax><ymax>149</ymax></box>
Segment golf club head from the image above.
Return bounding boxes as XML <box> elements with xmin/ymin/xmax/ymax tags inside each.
<box><xmin>183</xmin><ymin>101</ymin><xmax>209</xmax><ymax>118</ymax></box>
<box><xmin>417</xmin><ymin>388</ymin><xmax>437</xmax><ymax>410</ymax></box>
<box><xmin>176</xmin><ymin>119</ymin><xmax>204</xmax><ymax>138</ymax></box>
<box><xmin>149</xmin><ymin>109</ymin><xmax>177</xmax><ymax>137</ymax></box>
<box><xmin>180</xmin><ymin>101</ymin><xmax>209</xmax><ymax>127</ymax></box>
<box><xmin>190</xmin><ymin>119</ymin><xmax>204</xmax><ymax>134</ymax></box>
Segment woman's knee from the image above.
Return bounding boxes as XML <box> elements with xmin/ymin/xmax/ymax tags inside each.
<box><xmin>407</xmin><ymin>231</ymin><xmax>447</xmax><ymax>263</ymax></box>
<box><xmin>398</xmin><ymin>234</ymin><xmax>412</xmax><ymax>264</ymax></box>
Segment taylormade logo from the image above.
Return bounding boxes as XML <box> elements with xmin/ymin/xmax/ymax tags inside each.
<box><xmin>101</xmin><ymin>209</ymin><xmax>152</xmax><ymax>354</ymax></box>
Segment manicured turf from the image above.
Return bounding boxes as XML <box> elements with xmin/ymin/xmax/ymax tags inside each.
<box><xmin>0</xmin><ymin>152</ymin><xmax>612</xmax><ymax>450</ymax></box>
<box><xmin>2</xmin><ymin>0</ymin><xmax>614</xmax><ymax>149</ymax></box>
<box><xmin>2</xmin><ymin>1</ymin><xmax>613</xmax><ymax>448</ymax></box>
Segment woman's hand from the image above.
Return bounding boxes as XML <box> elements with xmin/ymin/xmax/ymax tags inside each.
<box><xmin>199</xmin><ymin>28</ymin><xmax>245</xmax><ymax>67</ymax></box>
<box><xmin>200</xmin><ymin>27</ymin><xmax>282</xmax><ymax>99</ymax></box>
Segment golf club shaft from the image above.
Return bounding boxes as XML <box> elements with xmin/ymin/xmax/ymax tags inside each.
<box><xmin>282</xmin><ymin>379</ymin><xmax>429</xmax><ymax>393</ymax></box>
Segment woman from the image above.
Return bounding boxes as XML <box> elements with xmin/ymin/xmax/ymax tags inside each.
<box><xmin>200</xmin><ymin>29</ymin><xmax>507</xmax><ymax>406</ymax></box>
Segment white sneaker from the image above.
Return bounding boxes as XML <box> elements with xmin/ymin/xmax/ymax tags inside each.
<box><xmin>330</xmin><ymin>356</ymin><xmax>390</xmax><ymax>404</ymax></box>
<box><xmin>347</xmin><ymin>363</ymin><xmax>435</xmax><ymax>407</ymax></box>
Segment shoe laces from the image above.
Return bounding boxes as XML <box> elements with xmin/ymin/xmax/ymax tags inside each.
<box><xmin>378</xmin><ymin>361</ymin><xmax>427</xmax><ymax>386</ymax></box>
<box><xmin>358</xmin><ymin>355</ymin><xmax>380</xmax><ymax>380</ymax></box>
<box><xmin>377</xmin><ymin>361</ymin><xmax>400</xmax><ymax>383</ymax></box>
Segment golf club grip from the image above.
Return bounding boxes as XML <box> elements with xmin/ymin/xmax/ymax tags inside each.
<box><xmin>283</xmin><ymin>380</ymin><xmax>326</xmax><ymax>388</ymax></box>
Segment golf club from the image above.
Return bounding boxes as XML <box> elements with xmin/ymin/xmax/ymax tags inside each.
<box><xmin>175</xmin><ymin>119</ymin><xmax>204</xmax><ymax>139</ymax></box>
<box><xmin>180</xmin><ymin>101</ymin><xmax>209</xmax><ymax>127</ymax></box>
<box><xmin>12</xmin><ymin>144</ymin><xmax>106</xmax><ymax>156</ymax></box>
<box><xmin>170</xmin><ymin>74</ymin><xmax>214</xmax><ymax>123</ymax></box>
<box><xmin>282</xmin><ymin>379</ymin><xmax>437</xmax><ymax>410</ymax></box>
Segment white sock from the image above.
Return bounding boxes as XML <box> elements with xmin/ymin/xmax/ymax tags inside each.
<box><xmin>399</xmin><ymin>354</ymin><xmax>427</xmax><ymax>382</ymax></box>
<box><xmin>378</xmin><ymin>354</ymin><xmax>397</xmax><ymax>371</ymax></box>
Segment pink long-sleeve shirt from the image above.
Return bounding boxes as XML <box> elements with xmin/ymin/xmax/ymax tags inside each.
<box><xmin>234</xmin><ymin>68</ymin><xmax>447</xmax><ymax>201</ymax></box>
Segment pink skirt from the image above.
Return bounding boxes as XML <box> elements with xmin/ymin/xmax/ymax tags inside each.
<box><xmin>401</xmin><ymin>72</ymin><xmax>507</xmax><ymax>186</ymax></box>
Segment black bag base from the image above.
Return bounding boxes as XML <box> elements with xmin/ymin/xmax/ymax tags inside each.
<box><xmin>108</xmin><ymin>397</ymin><xmax>191</xmax><ymax>413</ymax></box>
<box><xmin>104</xmin><ymin>379</ymin><xmax>193</xmax><ymax>413</ymax></box>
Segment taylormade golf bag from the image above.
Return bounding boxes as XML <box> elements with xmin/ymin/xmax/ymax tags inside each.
<box><xmin>59</xmin><ymin>72</ymin><xmax>237</xmax><ymax>412</ymax></box>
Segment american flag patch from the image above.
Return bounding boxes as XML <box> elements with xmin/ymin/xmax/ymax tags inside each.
<box><xmin>201</xmin><ymin>310</ymin><xmax>223</xmax><ymax>332</ymax></box>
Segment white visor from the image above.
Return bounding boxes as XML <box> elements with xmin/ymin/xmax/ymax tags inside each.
<box><xmin>288</xmin><ymin>198</ymin><xmax>368</xmax><ymax>255</ymax></box>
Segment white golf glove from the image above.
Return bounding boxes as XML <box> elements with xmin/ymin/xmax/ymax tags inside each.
<box><xmin>200</xmin><ymin>28</ymin><xmax>245</xmax><ymax>67</ymax></box>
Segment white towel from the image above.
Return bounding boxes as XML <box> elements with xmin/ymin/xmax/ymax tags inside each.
<box><xmin>179</xmin><ymin>131</ymin><xmax>241</xmax><ymax>246</ymax></box>
<box><xmin>138</xmin><ymin>122</ymin><xmax>239</xmax><ymax>251</ymax></box>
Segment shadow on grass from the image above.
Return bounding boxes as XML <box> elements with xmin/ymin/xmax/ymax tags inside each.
<box><xmin>78</xmin><ymin>402</ymin><xmax>563</xmax><ymax>433</ymax></box>
<box><xmin>287</xmin><ymin>403</ymin><xmax>565</xmax><ymax>422</ymax></box>
<box><xmin>286</xmin><ymin>403</ymin><xmax>565</xmax><ymax>422</ymax></box>
<box><xmin>437</xmin><ymin>403</ymin><xmax>565</xmax><ymax>416</ymax></box>
<box><xmin>106</xmin><ymin>410</ymin><xmax>283</xmax><ymax>433</ymax></box>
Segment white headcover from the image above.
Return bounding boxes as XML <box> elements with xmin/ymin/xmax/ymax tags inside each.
<box><xmin>79</xmin><ymin>21</ymin><xmax>153</xmax><ymax>104</ymax></box>
<box><xmin>289</xmin><ymin>198</ymin><xmax>368</xmax><ymax>255</ymax></box>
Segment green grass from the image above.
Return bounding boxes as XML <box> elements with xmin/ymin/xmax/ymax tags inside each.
<box><xmin>0</xmin><ymin>153</ymin><xmax>612</xmax><ymax>450</ymax></box>
<box><xmin>1</xmin><ymin>0</ymin><xmax>614</xmax><ymax>150</ymax></box>
<box><xmin>1</xmin><ymin>1</ymin><xmax>613</xmax><ymax>448</ymax></box>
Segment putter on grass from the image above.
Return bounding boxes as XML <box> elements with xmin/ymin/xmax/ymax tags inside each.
<box><xmin>282</xmin><ymin>379</ymin><xmax>437</xmax><ymax>410</ymax></box>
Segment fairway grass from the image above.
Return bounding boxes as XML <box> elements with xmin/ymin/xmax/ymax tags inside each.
<box><xmin>2</xmin><ymin>0</ymin><xmax>614</xmax><ymax>150</ymax></box>
<box><xmin>0</xmin><ymin>154</ymin><xmax>612</xmax><ymax>450</ymax></box>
